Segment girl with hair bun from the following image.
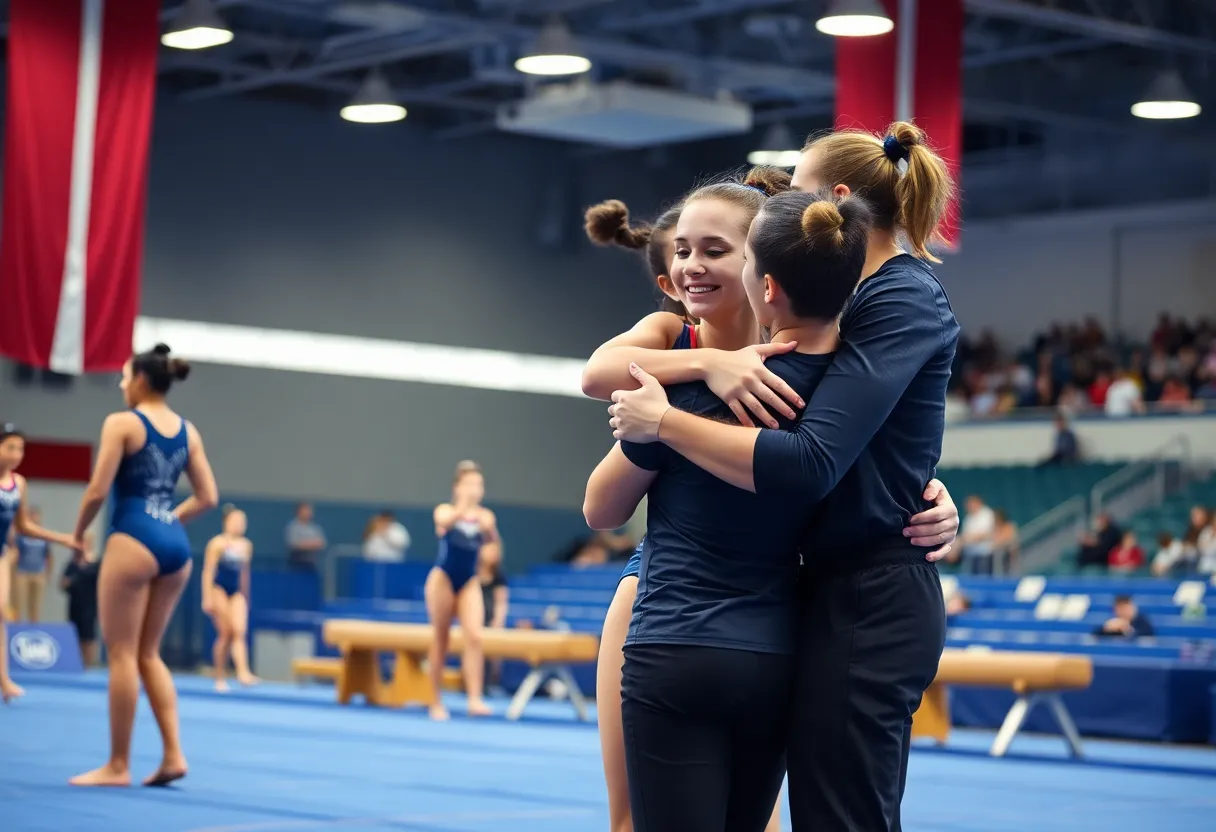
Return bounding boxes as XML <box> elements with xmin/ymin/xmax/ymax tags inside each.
<box><xmin>607</xmin><ymin>123</ymin><xmax>961</xmax><ymax>831</ymax></box>
<box><xmin>583</xmin><ymin>171</ymin><xmax>796</xmax><ymax>832</ymax></box>
<box><xmin>585</xmin><ymin>186</ymin><xmax>875</xmax><ymax>831</ymax></box>
<box><xmin>424</xmin><ymin>460</ymin><xmax>500</xmax><ymax>720</ymax></box>
<box><xmin>70</xmin><ymin>343</ymin><xmax>219</xmax><ymax>788</ymax></box>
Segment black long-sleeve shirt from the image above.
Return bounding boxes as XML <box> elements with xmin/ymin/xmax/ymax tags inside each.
<box><xmin>751</xmin><ymin>254</ymin><xmax>960</xmax><ymax>558</ymax></box>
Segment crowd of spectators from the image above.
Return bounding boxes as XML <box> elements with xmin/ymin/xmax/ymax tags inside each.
<box><xmin>950</xmin><ymin>314</ymin><xmax>1216</xmax><ymax>420</ymax></box>
<box><xmin>1078</xmin><ymin>507</ymin><xmax>1216</xmax><ymax>577</ymax></box>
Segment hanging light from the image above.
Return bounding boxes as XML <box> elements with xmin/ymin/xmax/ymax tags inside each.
<box><xmin>748</xmin><ymin>123</ymin><xmax>802</xmax><ymax>167</ymax></box>
<box><xmin>162</xmin><ymin>0</ymin><xmax>234</xmax><ymax>51</ymax></box>
<box><xmin>1131</xmin><ymin>70</ymin><xmax>1201</xmax><ymax>120</ymax></box>
<box><xmin>341</xmin><ymin>70</ymin><xmax>407</xmax><ymax>124</ymax></box>
<box><xmin>515</xmin><ymin>18</ymin><xmax>592</xmax><ymax>76</ymax></box>
<box><xmin>815</xmin><ymin>0</ymin><xmax>894</xmax><ymax>38</ymax></box>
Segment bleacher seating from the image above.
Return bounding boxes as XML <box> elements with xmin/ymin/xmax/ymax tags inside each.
<box><xmin>936</xmin><ymin>462</ymin><xmax>1122</xmax><ymax>525</ymax></box>
<box><xmin>246</xmin><ymin>559</ymin><xmax>1216</xmax><ymax>743</ymax></box>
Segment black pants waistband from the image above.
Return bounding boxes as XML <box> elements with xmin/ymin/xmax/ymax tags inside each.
<box><xmin>804</xmin><ymin>541</ymin><xmax>934</xmax><ymax>578</ymax></box>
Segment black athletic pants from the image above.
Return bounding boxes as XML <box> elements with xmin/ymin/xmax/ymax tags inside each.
<box><xmin>788</xmin><ymin>551</ymin><xmax>946</xmax><ymax>832</ymax></box>
<box><xmin>621</xmin><ymin>643</ymin><xmax>793</xmax><ymax>832</ymax></box>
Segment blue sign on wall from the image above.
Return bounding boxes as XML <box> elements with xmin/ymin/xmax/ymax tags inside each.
<box><xmin>7</xmin><ymin>624</ymin><xmax>84</xmax><ymax>674</ymax></box>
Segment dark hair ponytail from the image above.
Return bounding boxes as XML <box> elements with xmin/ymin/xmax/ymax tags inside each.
<box><xmin>131</xmin><ymin>343</ymin><xmax>191</xmax><ymax>394</ymax></box>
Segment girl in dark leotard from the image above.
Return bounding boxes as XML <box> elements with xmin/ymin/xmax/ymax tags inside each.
<box><xmin>424</xmin><ymin>460</ymin><xmax>500</xmax><ymax>721</ymax></box>
<box><xmin>202</xmin><ymin>505</ymin><xmax>258</xmax><ymax>691</ymax></box>
<box><xmin>0</xmin><ymin>423</ymin><xmax>77</xmax><ymax>703</ymax></box>
<box><xmin>587</xmin><ymin>195</ymin><xmax>802</xmax><ymax>832</ymax></box>
<box><xmin>70</xmin><ymin>344</ymin><xmax>219</xmax><ymax>788</ymax></box>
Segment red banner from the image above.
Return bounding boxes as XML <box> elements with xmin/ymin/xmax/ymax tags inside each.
<box><xmin>834</xmin><ymin>0</ymin><xmax>963</xmax><ymax>249</ymax></box>
<box><xmin>0</xmin><ymin>0</ymin><xmax>160</xmax><ymax>374</ymax></box>
<box><xmin>19</xmin><ymin>441</ymin><xmax>93</xmax><ymax>483</ymax></box>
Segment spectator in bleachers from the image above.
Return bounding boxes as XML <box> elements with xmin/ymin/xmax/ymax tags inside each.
<box><xmin>1077</xmin><ymin>512</ymin><xmax>1122</xmax><ymax>569</ymax></box>
<box><xmin>1056</xmin><ymin>383</ymin><xmax>1089</xmax><ymax>417</ymax></box>
<box><xmin>1182</xmin><ymin>505</ymin><xmax>1209</xmax><ymax>553</ymax></box>
<box><xmin>1197</xmin><ymin>510</ymin><xmax>1216</xmax><ymax>575</ymax></box>
<box><xmin>1041</xmin><ymin>412</ymin><xmax>1079</xmax><ymax>466</ymax></box>
<box><xmin>1157</xmin><ymin>377</ymin><xmax>1194</xmax><ymax>410</ymax></box>
<box><xmin>1151</xmin><ymin>532</ymin><xmax>1190</xmax><ymax>577</ymax></box>
<box><xmin>944</xmin><ymin>592</ymin><xmax>971</xmax><ymax>619</ymax></box>
<box><xmin>1088</xmin><ymin>368</ymin><xmax>1112</xmax><ymax>409</ymax></box>
<box><xmin>959</xmin><ymin>495</ymin><xmax>997</xmax><ymax>575</ymax></box>
<box><xmin>285</xmin><ymin>502</ymin><xmax>326</xmax><ymax>572</ymax></box>
<box><xmin>992</xmin><ymin>510</ymin><xmax>1020</xmax><ymax>575</ymax></box>
<box><xmin>1107</xmin><ymin>530</ymin><xmax>1145</xmax><ymax>574</ymax></box>
<box><xmin>1104</xmin><ymin>370</ymin><xmax>1145</xmax><ymax>417</ymax></box>
<box><xmin>968</xmin><ymin>376</ymin><xmax>999</xmax><ymax>418</ymax></box>
<box><xmin>558</xmin><ymin>530</ymin><xmax>636</xmax><ymax>567</ymax></box>
<box><xmin>362</xmin><ymin>511</ymin><xmax>410</xmax><ymax>562</ymax></box>
<box><xmin>1093</xmin><ymin>594</ymin><xmax>1155</xmax><ymax>639</ymax></box>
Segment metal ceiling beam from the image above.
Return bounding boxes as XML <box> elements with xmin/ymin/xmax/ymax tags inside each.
<box><xmin>599</xmin><ymin>0</ymin><xmax>793</xmax><ymax>31</ymax></box>
<box><xmin>180</xmin><ymin>33</ymin><xmax>493</xmax><ymax>101</ymax></box>
<box><xmin>965</xmin><ymin>98</ymin><xmax>1139</xmax><ymax>134</ymax></box>
<box><xmin>966</xmin><ymin>0</ymin><xmax>1216</xmax><ymax>58</ymax></box>
<box><xmin>164</xmin><ymin>56</ymin><xmax>496</xmax><ymax>112</ymax></box>
<box><xmin>964</xmin><ymin>36</ymin><xmax>1105</xmax><ymax>68</ymax></box>
<box><xmin>183</xmin><ymin>1</ymin><xmax>835</xmax><ymax>101</ymax></box>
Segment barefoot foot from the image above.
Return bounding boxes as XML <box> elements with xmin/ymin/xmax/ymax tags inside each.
<box><xmin>428</xmin><ymin>704</ymin><xmax>450</xmax><ymax>721</ymax></box>
<box><xmin>215</xmin><ymin>679</ymin><xmax>230</xmax><ymax>693</ymax></box>
<box><xmin>70</xmin><ymin>764</ymin><xmax>131</xmax><ymax>787</ymax></box>
<box><xmin>236</xmin><ymin>674</ymin><xmax>260</xmax><ymax>687</ymax></box>
<box><xmin>467</xmin><ymin>700</ymin><xmax>493</xmax><ymax>717</ymax></box>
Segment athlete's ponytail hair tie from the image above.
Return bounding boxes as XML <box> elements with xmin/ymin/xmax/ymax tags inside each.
<box><xmin>882</xmin><ymin>134</ymin><xmax>910</xmax><ymax>164</ymax></box>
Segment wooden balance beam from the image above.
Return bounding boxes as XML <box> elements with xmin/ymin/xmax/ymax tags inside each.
<box><xmin>912</xmin><ymin>648</ymin><xmax>1093</xmax><ymax>757</ymax></box>
<box><xmin>321</xmin><ymin>619</ymin><xmax>600</xmax><ymax>721</ymax></box>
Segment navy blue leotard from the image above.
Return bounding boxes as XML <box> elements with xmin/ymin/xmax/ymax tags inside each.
<box><xmin>0</xmin><ymin>475</ymin><xmax>19</xmax><ymax>549</ymax></box>
<box><xmin>214</xmin><ymin>540</ymin><xmax>249</xmax><ymax>596</ymax></box>
<box><xmin>110</xmin><ymin>410</ymin><xmax>192</xmax><ymax>575</ymax></box>
<box><xmin>618</xmin><ymin>322</ymin><xmax>697</xmax><ymax>583</ymax></box>
<box><xmin>436</xmin><ymin>517</ymin><xmax>483</xmax><ymax>590</ymax></box>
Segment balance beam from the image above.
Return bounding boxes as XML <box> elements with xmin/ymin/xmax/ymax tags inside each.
<box><xmin>321</xmin><ymin>619</ymin><xmax>599</xmax><ymax>721</ymax></box>
<box><xmin>291</xmin><ymin>656</ymin><xmax>342</xmax><ymax>683</ymax></box>
<box><xmin>913</xmin><ymin>648</ymin><xmax>1093</xmax><ymax>757</ymax></box>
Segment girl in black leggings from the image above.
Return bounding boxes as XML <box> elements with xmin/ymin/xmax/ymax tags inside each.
<box><xmin>586</xmin><ymin>172</ymin><xmax>876</xmax><ymax>831</ymax></box>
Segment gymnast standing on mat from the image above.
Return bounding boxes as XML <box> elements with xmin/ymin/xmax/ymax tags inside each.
<box><xmin>608</xmin><ymin>122</ymin><xmax>960</xmax><ymax>831</ymax></box>
<box><xmin>425</xmin><ymin>460</ymin><xmax>498</xmax><ymax>720</ymax></box>
<box><xmin>586</xmin><ymin>176</ymin><xmax>874</xmax><ymax>831</ymax></box>
<box><xmin>70</xmin><ymin>344</ymin><xmax>219</xmax><ymax>787</ymax></box>
<box><xmin>202</xmin><ymin>505</ymin><xmax>258</xmax><ymax>691</ymax></box>
<box><xmin>0</xmin><ymin>423</ymin><xmax>79</xmax><ymax>703</ymax></box>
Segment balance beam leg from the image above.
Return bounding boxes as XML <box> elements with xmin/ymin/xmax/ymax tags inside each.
<box><xmin>382</xmin><ymin>650</ymin><xmax>435</xmax><ymax>709</ymax></box>
<box><xmin>337</xmin><ymin>648</ymin><xmax>381</xmax><ymax>706</ymax></box>
<box><xmin>551</xmin><ymin>664</ymin><xmax>589</xmax><ymax>722</ymax></box>
<box><xmin>990</xmin><ymin>696</ymin><xmax>1032</xmax><ymax>757</ymax></box>
<box><xmin>1043</xmin><ymin>693</ymin><xmax>1085</xmax><ymax>758</ymax></box>
<box><xmin>506</xmin><ymin>668</ymin><xmax>548</xmax><ymax>721</ymax></box>
<box><xmin>912</xmin><ymin>682</ymin><xmax>950</xmax><ymax>744</ymax></box>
